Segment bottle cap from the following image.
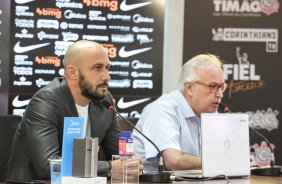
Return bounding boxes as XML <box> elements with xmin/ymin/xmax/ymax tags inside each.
<box><xmin>120</xmin><ymin>131</ymin><xmax>131</xmax><ymax>137</ymax></box>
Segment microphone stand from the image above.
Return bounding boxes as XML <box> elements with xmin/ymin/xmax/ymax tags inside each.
<box><xmin>219</xmin><ymin>103</ymin><xmax>281</xmax><ymax>176</ymax></box>
<box><xmin>102</xmin><ymin>101</ymin><xmax>172</xmax><ymax>182</ymax></box>
<box><xmin>249</xmin><ymin>127</ymin><xmax>281</xmax><ymax>176</ymax></box>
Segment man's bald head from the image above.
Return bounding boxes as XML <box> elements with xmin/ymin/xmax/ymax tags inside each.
<box><xmin>63</xmin><ymin>40</ymin><xmax>106</xmax><ymax>69</ymax></box>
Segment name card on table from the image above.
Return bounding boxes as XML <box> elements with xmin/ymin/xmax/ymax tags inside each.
<box><xmin>61</xmin><ymin>117</ymin><xmax>84</xmax><ymax>176</ymax></box>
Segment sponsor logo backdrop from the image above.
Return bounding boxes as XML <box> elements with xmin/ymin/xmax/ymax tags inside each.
<box><xmin>0</xmin><ymin>0</ymin><xmax>164</xmax><ymax>118</ymax></box>
<box><xmin>183</xmin><ymin>0</ymin><xmax>282</xmax><ymax>166</ymax></box>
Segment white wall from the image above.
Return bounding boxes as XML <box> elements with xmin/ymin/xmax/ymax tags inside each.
<box><xmin>162</xmin><ymin>0</ymin><xmax>185</xmax><ymax>94</ymax></box>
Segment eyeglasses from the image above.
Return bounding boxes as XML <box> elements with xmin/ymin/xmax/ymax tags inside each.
<box><xmin>195</xmin><ymin>81</ymin><xmax>227</xmax><ymax>93</ymax></box>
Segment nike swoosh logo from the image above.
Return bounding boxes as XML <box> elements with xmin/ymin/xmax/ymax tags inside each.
<box><xmin>117</xmin><ymin>97</ymin><xmax>151</xmax><ymax>109</ymax></box>
<box><xmin>15</xmin><ymin>0</ymin><xmax>35</xmax><ymax>4</ymax></box>
<box><xmin>119</xmin><ymin>46</ymin><xmax>152</xmax><ymax>58</ymax></box>
<box><xmin>14</xmin><ymin>41</ymin><xmax>50</xmax><ymax>53</ymax></box>
<box><xmin>12</xmin><ymin>95</ymin><xmax>31</xmax><ymax>107</ymax></box>
<box><xmin>120</xmin><ymin>0</ymin><xmax>152</xmax><ymax>11</ymax></box>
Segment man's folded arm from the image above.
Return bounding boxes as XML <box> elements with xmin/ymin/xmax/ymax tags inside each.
<box><xmin>162</xmin><ymin>148</ymin><xmax>202</xmax><ymax>171</ymax></box>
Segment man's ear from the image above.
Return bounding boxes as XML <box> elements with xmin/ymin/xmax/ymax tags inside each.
<box><xmin>185</xmin><ymin>82</ymin><xmax>193</xmax><ymax>95</ymax></box>
<box><xmin>66</xmin><ymin>65</ymin><xmax>78</xmax><ymax>80</ymax></box>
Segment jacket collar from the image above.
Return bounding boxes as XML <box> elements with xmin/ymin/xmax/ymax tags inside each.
<box><xmin>58</xmin><ymin>77</ymin><xmax>79</xmax><ymax>117</ymax></box>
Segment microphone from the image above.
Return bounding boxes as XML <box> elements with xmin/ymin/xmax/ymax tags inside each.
<box><xmin>102</xmin><ymin>100</ymin><xmax>172</xmax><ymax>182</ymax></box>
<box><xmin>219</xmin><ymin>102</ymin><xmax>281</xmax><ymax>176</ymax></box>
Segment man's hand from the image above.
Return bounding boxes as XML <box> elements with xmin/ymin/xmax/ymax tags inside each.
<box><xmin>111</xmin><ymin>156</ymin><xmax>144</xmax><ymax>180</ymax></box>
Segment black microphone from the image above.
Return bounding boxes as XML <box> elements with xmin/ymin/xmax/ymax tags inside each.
<box><xmin>219</xmin><ymin>102</ymin><xmax>281</xmax><ymax>176</ymax></box>
<box><xmin>102</xmin><ymin>100</ymin><xmax>172</xmax><ymax>182</ymax></box>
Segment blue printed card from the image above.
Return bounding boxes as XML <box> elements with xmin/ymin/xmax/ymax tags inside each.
<box><xmin>61</xmin><ymin>117</ymin><xmax>84</xmax><ymax>176</ymax></box>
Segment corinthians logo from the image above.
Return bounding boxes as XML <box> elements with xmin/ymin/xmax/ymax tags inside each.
<box><xmin>250</xmin><ymin>141</ymin><xmax>275</xmax><ymax>166</ymax></box>
<box><xmin>260</xmin><ymin>0</ymin><xmax>280</xmax><ymax>15</ymax></box>
<box><xmin>248</xmin><ymin>108</ymin><xmax>279</xmax><ymax>166</ymax></box>
<box><xmin>247</xmin><ymin>108</ymin><xmax>279</xmax><ymax>131</ymax></box>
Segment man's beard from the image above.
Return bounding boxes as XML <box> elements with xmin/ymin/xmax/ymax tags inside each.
<box><xmin>79</xmin><ymin>72</ymin><xmax>108</xmax><ymax>100</ymax></box>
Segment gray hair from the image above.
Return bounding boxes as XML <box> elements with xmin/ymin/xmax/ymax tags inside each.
<box><xmin>177</xmin><ymin>53</ymin><xmax>223</xmax><ymax>93</ymax></box>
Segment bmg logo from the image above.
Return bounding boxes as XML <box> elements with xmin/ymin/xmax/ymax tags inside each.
<box><xmin>83</xmin><ymin>0</ymin><xmax>118</xmax><ymax>11</ymax></box>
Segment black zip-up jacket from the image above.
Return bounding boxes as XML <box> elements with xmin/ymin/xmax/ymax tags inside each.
<box><xmin>4</xmin><ymin>77</ymin><xmax>120</xmax><ymax>180</ymax></box>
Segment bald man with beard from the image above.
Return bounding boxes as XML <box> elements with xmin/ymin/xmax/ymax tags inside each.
<box><xmin>5</xmin><ymin>40</ymin><xmax>143</xmax><ymax>181</ymax></box>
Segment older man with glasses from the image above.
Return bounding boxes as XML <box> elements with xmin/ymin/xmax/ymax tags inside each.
<box><xmin>132</xmin><ymin>53</ymin><xmax>226</xmax><ymax>173</ymax></box>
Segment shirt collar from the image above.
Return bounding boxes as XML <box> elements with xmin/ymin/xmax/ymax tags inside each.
<box><xmin>172</xmin><ymin>89</ymin><xmax>197</xmax><ymax>119</ymax></box>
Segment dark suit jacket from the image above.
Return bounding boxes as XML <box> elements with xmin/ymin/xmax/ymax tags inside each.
<box><xmin>4</xmin><ymin>77</ymin><xmax>120</xmax><ymax>180</ymax></box>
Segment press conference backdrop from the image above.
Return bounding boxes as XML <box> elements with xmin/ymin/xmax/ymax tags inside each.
<box><xmin>183</xmin><ymin>0</ymin><xmax>282</xmax><ymax>166</ymax></box>
<box><xmin>0</xmin><ymin>0</ymin><xmax>164</xmax><ymax>117</ymax></box>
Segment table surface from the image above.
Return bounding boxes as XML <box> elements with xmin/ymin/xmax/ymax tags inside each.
<box><xmin>1</xmin><ymin>175</ymin><xmax>282</xmax><ymax>184</ymax></box>
<box><xmin>174</xmin><ymin>175</ymin><xmax>282</xmax><ymax>184</ymax></box>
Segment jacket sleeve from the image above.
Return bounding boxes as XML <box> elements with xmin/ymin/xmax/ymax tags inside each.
<box><xmin>25</xmin><ymin>89</ymin><xmax>65</xmax><ymax>179</ymax></box>
<box><xmin>97</xmin><ymin>161</ymin><xmax>110</xmax><ymax>177</ymax></box>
